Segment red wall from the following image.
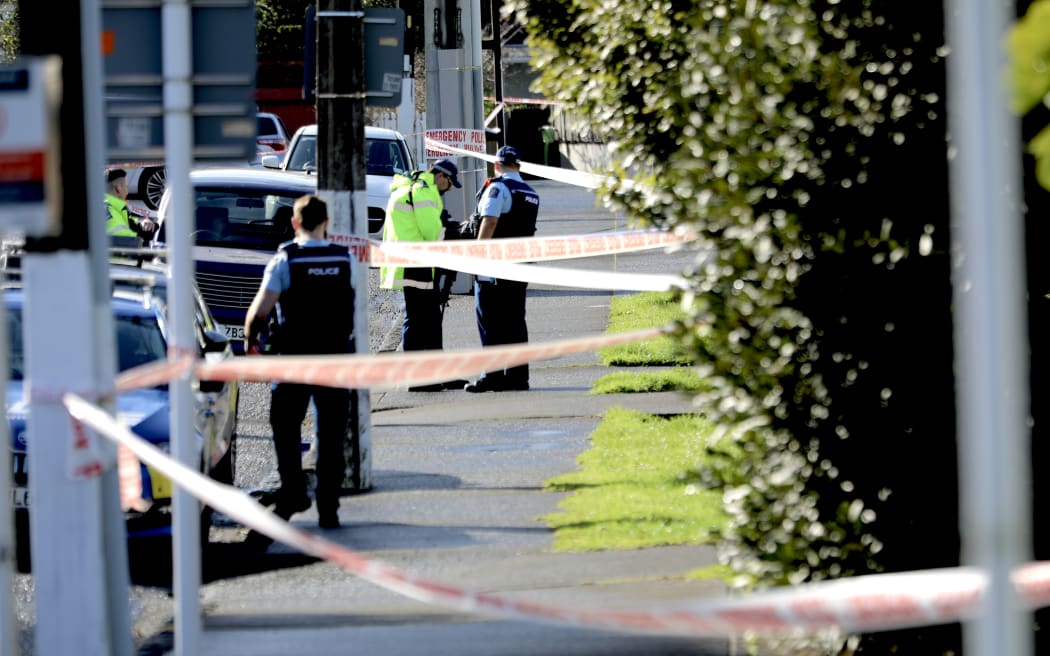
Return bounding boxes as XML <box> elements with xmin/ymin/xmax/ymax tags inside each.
<box><xmin>256</xmin><ymin>60</ymin><xmax>316</xmax><ymax>136</ymax></box>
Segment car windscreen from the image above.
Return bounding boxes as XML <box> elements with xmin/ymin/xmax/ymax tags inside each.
<box><xmin>7</xmin><ymin>308</ymin><xmax>23</xmax><ymax>381</ymax></box>
<box><xmin>192</xmin><ymin>188</ymin><xmax>298</xmax><ymax>251</ymax></box>
<box><xmin>285</xmin><ymin>134</ymin><xmax>411</xmax><ymax>176</ymax></box>
<box><xmin>6</xmin><ymin>309</ymin><xmax>166</xmax><ymax>380</ymax></box>
<box><xmin>116</xmin><ymin>314</ymin><xmax>167</xmax><ymax>374</ymax></box>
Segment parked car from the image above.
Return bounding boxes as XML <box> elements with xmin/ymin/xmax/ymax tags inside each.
<box><xmin>7</xmin><ymin>267</ymin><xmax>239</xmax><ymax>569</ymax></box>
<box><xmin>256</xmin><ymin>111</ymin><xmax>291</xmax><ymax>153</ymax></box>
<box><xmin>122</xmin><ymin>112</ymin><xmax>294</xmax><ymax>211</ymax></box>
<box><xmin>260</xmin><ymin>124</ymin><xmax>415</xmax><ymax>234</ymax></box>
<box><xmin>125</xmin><ymin>163</ymin><xmax>168</xmax><ymax>212</ymax></box>
<box><xmin>153</xmin><ymin>167</ymin><xmax>325</xmax><ymax>352</ymax></box>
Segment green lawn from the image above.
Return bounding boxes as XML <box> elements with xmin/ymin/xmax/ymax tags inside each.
<box><xmin>543</xmin><ymin>407</ymin><xmax>726</xmax><ymax>552</ymax></box>
<box><xmin>543</xmin><ymin>291</ymin><xmax>728</xmax><ymax>561</ymax></box>
<box><xmin>598</xmin><ymin>291</ymin><xmax>692</xmax><ymax>366</ymax></box>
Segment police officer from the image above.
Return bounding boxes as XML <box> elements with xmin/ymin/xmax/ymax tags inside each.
<box><xmin>243</xmin><ymin>194</ymin><xmax>352</xmax><ymax>528</ymax></box>
<box><xmin>380</xmin><ymin>159</ymin><xmax>468</xmax><ymax>392</ymax></box>
<box><xmin>464</xmin><ymin>146</ymin><xmax>540</xmax><ymax>393</ymax></box>
<box><xmin>105</xmin><ymin>168</ymin><xmax>155</xmax><ymax>246</ymax></box>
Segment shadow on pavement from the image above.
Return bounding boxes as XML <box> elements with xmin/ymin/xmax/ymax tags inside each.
<box><xmin>126</xmin><ymin>534</ymin><xmax>321</xmax><ymax>588</ymax></box>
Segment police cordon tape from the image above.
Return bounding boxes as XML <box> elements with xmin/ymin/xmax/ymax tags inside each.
<box><xmin>115</xmin><ymin>325</ymin><xmax>668</xmax><ymax>392</ymax></box>
<box><xmin>377</xmin><ymin>239</ymin><xmax>689</xmax><ymax>292</ymax></box>
<box><xmin>359</xmin><ymin>227</ymin><xmax>697</xmax><ymax>267</ymax></box>
<box><xmin>61</xmin><ymin>388</ymin><xmax>1050</xmax><ymax>637</ymax></box>
<box><xmin>425</xmin><ymin>137</ymin><xmax>618</xmax><ymax>191</ymax></box>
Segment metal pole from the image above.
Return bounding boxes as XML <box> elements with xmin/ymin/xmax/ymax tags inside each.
<box><xmin>162</xmin><ymin>0</ymin><xmax>202</xmax><ymax>654</ymax></box>
<box><xmin>487</xmin><ymin>0</ymin><xmax>504</xmax><ymax>144</ymax></box>
<box><xmin>944</xmin><ymin>0</ymin><xmax>1031</xmax><ymax>654</ymax></box>
<box><xmin>17</xmin><ymin>0</ymin><xmax>132</xmax><ymax>652</ymax></box>
<box><xmin>317</xmin><ymin>0</ymin><xmax>372</xmax><ymax>491</ymax></box>
<box><xmin>0</xmin><ymin>301</ymin><xmax>17</xmax><ymax>656</ymax></box>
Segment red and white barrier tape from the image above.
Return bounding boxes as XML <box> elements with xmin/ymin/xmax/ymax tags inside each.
<box><xmin>365</xmin><ymin>228</ymin><xmax>695</xmax><ymax>266</ymax></box>
<box><xmin>425</xmin><ymin>138</ymin><xmax>615</xmax><ymax>190</ymax></box>
<box><xmin>62</xmin><ymin>392</ymin><xmax>1050</xmax><ymax>637</ymax></box>
<box><xmin>328</xmin><ymin>228</ymin><xmax>695</xmax><ymax>269</ymax></box>
<box><xmin>115</xmin><ymin>326</ymin><xmax>668</xmax><ymax>392</ymax></box>
<box><xmin>377</xmin><ymin>240</ymin><xmax>688</xmax><ymax>292</ymax></box>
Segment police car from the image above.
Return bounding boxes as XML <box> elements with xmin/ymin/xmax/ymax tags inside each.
<box><xmin>7</xmin><ymin>268</ymin><xmax>238</xmax><ymax>566</ymax></box>
<box><xmin>153</xmin><ymin>167</ymin><xmax>320</xmax><ymax>352</ymax></box>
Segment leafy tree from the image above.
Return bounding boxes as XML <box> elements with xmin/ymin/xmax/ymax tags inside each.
<box><xmin>1009</xmin><ymin>0</ymin><xmax>1050</xmax><ymax>189</ymax></box>
<box><xmin>0</xmin><ymin>4</ymin><xmax>17</xmax><ymax>63</ymax></box>
<box><xmin>508</xmin><ymin>0</ymin><xmax>962</xmax><ymax>651</ymax></box>
<box><xmin>256</xmin><ymin>0</ymin><xmax>313</xmax><ymax>61</ymax></box>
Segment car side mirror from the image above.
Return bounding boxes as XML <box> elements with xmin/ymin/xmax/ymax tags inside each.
<box><xmin>260</xmin><ymin>154</ymin><xmax>281</xmax><ymax>169</ymax></box>
<box><xmin>202</xmin><ymin>329</ymin><xmax>230</xmax><ymax>355</ymax></box>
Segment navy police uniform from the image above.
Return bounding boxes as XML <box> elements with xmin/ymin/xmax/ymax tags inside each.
<box><xmin>264</xmin><ymin>239</ymin><xmax>354</xmax><ymax>517</ymax></box>
<box><xmin>472</xmin><ymin>168</ymin><xmax>540</xmax><ymax>390</ymax></box>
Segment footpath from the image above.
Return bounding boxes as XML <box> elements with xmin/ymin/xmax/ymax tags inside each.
<box><xmin>178</xmin><ymin>181</ymin><xmax>732</xmax><ymax>656</ymax></box>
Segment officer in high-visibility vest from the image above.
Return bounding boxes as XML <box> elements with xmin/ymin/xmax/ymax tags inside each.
<box><xmin>380</xmin><ymin>159</ymin><xmax>468</xmax><ymax>392</ymax></box>
<box><xmin>104</xmin><ymin>168</ymin><xmax>155</xmax><ymax>244</ymax></box>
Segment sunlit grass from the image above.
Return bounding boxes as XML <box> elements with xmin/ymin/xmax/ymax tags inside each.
<box><xmin>590</xmin><ymin>367</ymin><xmax>711</xmax><ymax>394</ymax></box>
<box><xmin>599</xmin><ymin>291</ymin><xmax>691</xmax><ymax>366</ymax></box>
<box><xmin>543</xmin><ymin>407</ymin><xmax>727</xmax><ymax>552</ymax></box>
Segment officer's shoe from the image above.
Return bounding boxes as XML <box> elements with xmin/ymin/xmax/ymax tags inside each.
<box><xmin>410</xmin><ymin>379</ymin><xmax>470</xmax><ymax>392</ymax></box>
<box><xmin>318</xmin><ymin>511</ymin><xmax>341</xmax><ymax>530</ymax></box>
<box><xmin>464</xmin><ymin>377</ymin><xmax>505</xmax><ymax>393</ymax></box>
<box><xmin>274</xmin><ymin>494</ymin><xmax>312</xmax><ymax>521</ymax></box>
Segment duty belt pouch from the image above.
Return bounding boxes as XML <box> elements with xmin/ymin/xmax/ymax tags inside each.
<box><xmin>262</xmin><ymin>313</ymin><xmax>283</xmax><ymax>355</ymax></box>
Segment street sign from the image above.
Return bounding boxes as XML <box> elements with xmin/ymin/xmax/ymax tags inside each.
<box><xmin>364</xmin><ymin>8</ymin><xmax>405</xmax><ymax>108</ymax></box>
<box><xmin>0</xmin><ymin>58</ymin><xmax>60</xmax><ymax>237</ymax></box>
<box><xmin>102</xmin><ymin>0</ymin><xmax>256</xmax><ymax>163</ymax></box>
<box><xmin>425</xmin><ymin>128</ymin><xmax>485</xmax><ymax>160</ymax></box>
<box><xmin>303</xmin><ymin>6</ymin><xmax>405</xmax><ymax>107</ymax></box>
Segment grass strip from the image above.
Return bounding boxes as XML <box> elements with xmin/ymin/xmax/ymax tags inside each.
<box><xmin>599</xmin><ymin>291</ymin><xmax>691</xmax><ymax>366</ymax></box>
<box><xmin>543</xmin><ymin>407</ymin><xmax>727</xmax><ymax>552</ymax></box>
<box><xmin>590</xmin><ymin>368</ymin><xmax>711</xmax><ymax>394</ymax></box>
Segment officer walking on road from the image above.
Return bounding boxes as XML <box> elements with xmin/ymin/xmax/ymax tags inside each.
<box><xmin>380</xmin><ymin>159</ymin><xmax>469</xmax><ymax>392</ymax></box>
<box><xmin>243</xmin><ymin>194</ymin><xmax>352</xmax><ymax>529</ymax></box>
<box><xmin>464</xmin><ymin>146</ymin><xmax>540</xmax><ymax>393</ymax></box>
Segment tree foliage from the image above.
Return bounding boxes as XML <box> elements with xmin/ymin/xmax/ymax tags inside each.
<box><xmin>508</xmin><ymin>0</ymin><xmax>962</xmax><ymax>649</ymax></box>
<box><xmin>255</xmin><ymin>0</ymin><xmax>313</xmax><ymax>60</ymax></box>
<box><xmin>0</xmin><ymin>4</ymin><xmax>17</xmax><ymax>63</ymax></box>
<box><xmin>1009</xmin><ymin>0</ymin><xmax>1050</xmax><ymax>189</ymax></box>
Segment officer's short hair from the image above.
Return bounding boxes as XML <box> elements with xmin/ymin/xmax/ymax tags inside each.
<box><xmin>106</xmin><ymin>168</ymin><xmax>127</xmax><ymax>186</ymax></box>
<box><xmin>294</xmin><ymin>194</ymin><xmax>328</xmax><ymax>231</ymax></box>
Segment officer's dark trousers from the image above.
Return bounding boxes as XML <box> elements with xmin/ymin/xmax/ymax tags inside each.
<box><xmin>270</xmin><ymin>382</ymin><xmax>350</xmax><ymax>514</ymax></box>
<box><xmin>474</xmin><ymin>278</ymin><xmax>529</xmax><ymax>385</ymax></box>
<box><xmin>402</xmin><ymin>286</ymin><xmax>443</xmax><ymax>351</ymax></box>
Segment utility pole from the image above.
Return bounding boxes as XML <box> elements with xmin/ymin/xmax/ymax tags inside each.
<box><xmin>17</xmin><ymin>0</ymin><xmax>132</xmax><ymax>654</ymax></box>
<box><xmin>482</xmin><ymin>0</ymin><xmax>505</xmax><ymax>140</ymax></box>
<box><xmin>316</xmin><ymin>0</ymin><xmax>371</xmax><ymax>491</ymax></box>
<box><xmin>424</xmin><ymin>0</ymin><xmax>485</xmax><ymax>226</ymax></box>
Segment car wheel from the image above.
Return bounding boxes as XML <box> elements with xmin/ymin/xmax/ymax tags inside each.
<box><xmin>140</xmin><ymin>166</ymin><xmax>167</xmax><ymax>210</ymax></box>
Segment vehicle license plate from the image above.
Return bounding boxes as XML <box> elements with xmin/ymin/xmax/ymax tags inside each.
<box><xmin>148</xmin><ymin>466</ymin><xmax>173</xmax><ymax>501</ymax></box>
<box><xmin>12</xmin><ymin>486</ymin><xmax>28</xmax><ymax>508</ymax></box>
<box><xmin>221</xmin><ymin>323</ymin><xmax>245</xmax><ymax>340</ymax></box>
